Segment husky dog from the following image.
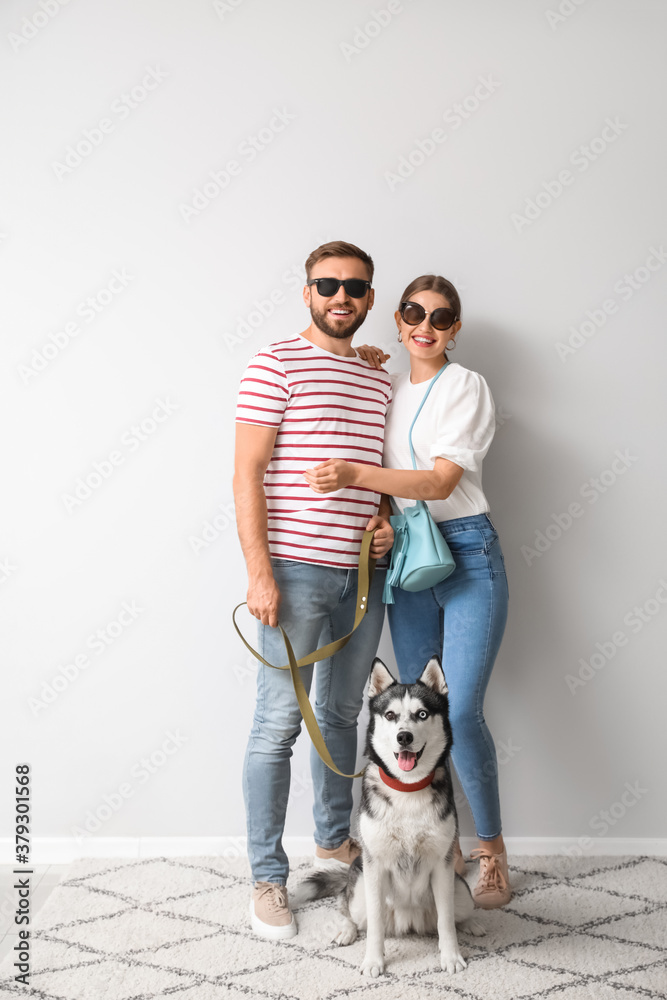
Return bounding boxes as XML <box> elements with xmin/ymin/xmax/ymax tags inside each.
<box><xmin>292</xmin><ymin>656</ymin><xmax>485</xmax><ymax>977</ymax></box>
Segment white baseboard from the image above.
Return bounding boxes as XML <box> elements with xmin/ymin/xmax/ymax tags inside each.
<box><xmin>3</xmin><ymin>836</ymin><xmax>667</xmax><ymax>864</ymax></box>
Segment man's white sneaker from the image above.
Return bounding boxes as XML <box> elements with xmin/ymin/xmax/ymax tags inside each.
<box><xmin>249</xmin><ymin>881</ymin><xmax>297</xmax><ymax>939</ymax></box>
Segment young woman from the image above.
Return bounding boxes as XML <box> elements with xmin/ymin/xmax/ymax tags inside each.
<box><xmin>303</xmin><ymin>274</ymin><xmax>511</xmax><ymax>908</ymax></box>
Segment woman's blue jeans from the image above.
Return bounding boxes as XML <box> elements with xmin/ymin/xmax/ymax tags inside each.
<box><xmin>387</xmin><ymin>513</ymin><xmax>509</xmax><ymax>841</ymax></box>
<box><xmin>242</xmin><ymin>557</ymin><xmax>386</xmax><ymax>885</ymax></box>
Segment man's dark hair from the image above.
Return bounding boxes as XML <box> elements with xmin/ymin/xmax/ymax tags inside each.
<box><xmin>305</xmin><ymin>241</ymin><xmax>374</xmax><ymax>282</ymax></box>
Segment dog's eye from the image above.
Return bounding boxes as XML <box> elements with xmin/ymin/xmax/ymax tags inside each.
<box><xmin>417</xmin><ymin>710</ymin><xmax>429</xmax><ymax>720</ymax></box>
<box><xmin>385</xmin><ymin>711</ymin><xmax>395</xmax><ymax>721</ymax></box>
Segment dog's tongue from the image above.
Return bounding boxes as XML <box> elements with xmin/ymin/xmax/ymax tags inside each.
<box><xmin>398</xmin><ymin>751</ymin><xmax>417</xmax><ymax>772</ymax></box>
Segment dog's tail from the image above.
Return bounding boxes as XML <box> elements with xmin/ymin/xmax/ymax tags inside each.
<box><xmin>290</xmin><ymin>861</ymin><xmax>358</xmax><ymax>910</ymax></box>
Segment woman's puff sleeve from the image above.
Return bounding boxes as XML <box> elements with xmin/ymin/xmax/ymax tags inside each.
<box><xmin>428</xmin><ymin>369</ymin><xmax>496</xmax><ymax>473</ymax></box>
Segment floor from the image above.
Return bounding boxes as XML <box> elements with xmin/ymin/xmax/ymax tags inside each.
<box><xmin>0</xmin><ymin>865</ymin><xmax>69</xmax><ymax>962</ymax></box>
<box><xmin>3</xmin><ymin>855</ymin><xmax>664</xmax><ymax>999</ymax></box>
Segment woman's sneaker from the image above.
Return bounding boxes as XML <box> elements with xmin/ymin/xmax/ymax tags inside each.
<box><xmin>470</xmin><ymin>846</ymin><xmax>512</xmax><ymax>908</ymax></box>
<box><xmin>249</xmin><ymin>881</ymin><xmax>297</xmax><ymax>939</ymax></box>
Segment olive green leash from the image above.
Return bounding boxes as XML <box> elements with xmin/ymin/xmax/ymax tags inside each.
<box><xmin>232</xmin><ymin>529</ymin><xmax>377</xmax><ymax>779</ymax></box>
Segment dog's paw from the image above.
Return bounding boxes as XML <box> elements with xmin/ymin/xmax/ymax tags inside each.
<box><xmin>331</xmin><ymin>919</ymin><xmax>358</xmax><ymax>947</ymax></box>
<box><xmin>440</xmin><ymin>949</ymin><xmax>467</xmax><ymax>974</ymax></box>
<box><xmin>360</xmin><ymin>954</ymin><xmax>385</xmax><ymax>977</ymax></box>
<box><xmin>460</xmin><ymin>917</ymin><xmax>486</xmax><ymax>937</ymax></box>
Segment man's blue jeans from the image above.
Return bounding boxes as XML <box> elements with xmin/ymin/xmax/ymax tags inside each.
<box><xmin>387</xmin><ymin>513</ymin><xmax>509</xmax><ymax>841</ymax></box>
<box><xmin>242</xmin><ymin>556</ymin><xmax>386</xmax><ymax>885</ymax></box>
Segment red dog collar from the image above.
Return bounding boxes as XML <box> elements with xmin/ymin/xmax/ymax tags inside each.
<box><xmin>378</xmin><ymin>766</ymin><xmax>436</xmax><ymax>792</ymax></box>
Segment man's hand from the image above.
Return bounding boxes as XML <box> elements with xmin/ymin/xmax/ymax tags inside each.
<box><xmin>247</xmin><ymin>574</ymin><xmax>281</xmax><ymax>628</ymax></box>
<box><xmin>365</xmin><ymin>514</ymin><xmax>394</xmax><ymax>559</ymax></box>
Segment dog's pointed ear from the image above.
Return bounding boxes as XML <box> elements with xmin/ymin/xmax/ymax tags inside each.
<box><xmin>368</xmin><ymin>658</ymin><xmax>397</xmax><ymax>698</ymax></box>
<box><xmin>418</xmin><ymin>656</ymin><xmax>448</xmax><ymax>695</ymax></box>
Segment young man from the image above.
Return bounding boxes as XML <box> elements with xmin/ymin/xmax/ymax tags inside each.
<box><xmin>233</xmin><ymin>240</ymin><xmax>394</xmax><ymax>939</ymax></box>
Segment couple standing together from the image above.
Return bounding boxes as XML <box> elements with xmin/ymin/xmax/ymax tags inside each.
<box><xmin>233</xmin><ymin>240</ymin><xmax>510</xmax><ymax>938</ymax></box>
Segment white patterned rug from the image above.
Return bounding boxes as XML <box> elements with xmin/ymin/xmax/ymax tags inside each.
<box><xmin>0</xmin><ymin>854</ymin><xmax>665</xmax><ymax>1000</ymax></box>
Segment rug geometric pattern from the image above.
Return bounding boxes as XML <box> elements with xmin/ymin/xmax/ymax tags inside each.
<box><xmin>0</xmin><ymin>855</ymin><xmax>665</xmax><ymax>999</ymax></box>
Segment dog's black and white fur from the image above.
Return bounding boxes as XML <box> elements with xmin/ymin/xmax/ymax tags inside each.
<box><xmin>292</xmin><ymin>656</ymin><xmax>485</xmax><ymax>977</ymax></box>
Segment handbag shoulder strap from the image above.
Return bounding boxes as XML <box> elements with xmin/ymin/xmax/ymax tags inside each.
<box><xmin>407</xmin><ymin>361</ymin><xmax>450</xmax><ymax>470</ymax></box>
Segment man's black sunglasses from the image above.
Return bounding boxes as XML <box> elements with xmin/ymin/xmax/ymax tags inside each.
<box><xmin>307</xmin><ymin>278</ymin><xmax>372</xmax><ymax>298</ymax></box>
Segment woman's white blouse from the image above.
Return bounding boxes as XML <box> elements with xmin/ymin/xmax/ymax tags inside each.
<box><xmin>382</xmin><ymin>363</ymin><xmax>496</xmax><ymax>523</ymax></box>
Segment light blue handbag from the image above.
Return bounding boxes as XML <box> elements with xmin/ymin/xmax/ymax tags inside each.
<box><xmin>382</xmin><ymin>362</ymin><xmax>456</xmax><ymax>605</ymax></box>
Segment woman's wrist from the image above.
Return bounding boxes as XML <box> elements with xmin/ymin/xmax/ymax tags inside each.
<box><xmin>350</xmin><ymin>462</ymin><xmax>365</xmax><ymax>487</ymax></box>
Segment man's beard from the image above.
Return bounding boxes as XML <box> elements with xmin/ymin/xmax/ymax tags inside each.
<box><xmin>310</xmin><ymin>303</ymin><xmax>368</xmax><ymax>340</ymax></box>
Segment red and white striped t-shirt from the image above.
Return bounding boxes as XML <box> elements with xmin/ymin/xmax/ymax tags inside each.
<box><xmin>235</xmin><ymin>334</ymin><xmax>392</xmax><ymax>568</ymax></box>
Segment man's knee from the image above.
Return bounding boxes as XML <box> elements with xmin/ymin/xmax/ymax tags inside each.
<box><xmin>318</xmin><ymin>696</ymin><xmax>364</xmax><ymax>729</ymax></box>
<box><xmin>252</xmin><ymin>714</ymin><xmax>303</xmax><ymax>750</ymax></box>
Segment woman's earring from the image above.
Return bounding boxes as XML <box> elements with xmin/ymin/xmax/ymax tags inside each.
<box><xmin>446</xmin><ymin>337</ymin><xmax>457</xmax><ymax>350</ymax></box>
<box><xmin>397</xmin><ymin>330</ymin><xmax>402</xmax><ymax>342</ymax></box>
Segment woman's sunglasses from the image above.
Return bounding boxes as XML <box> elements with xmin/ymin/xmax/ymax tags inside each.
<box><xmin>307</xmin><ymin>278</ymin><xmax>372</xmax><ymax>298</ymax></box>
<box><xmin>399</xmin><ymin>300</ymin><xmax>458</xmax><ymax>331</ymax></box>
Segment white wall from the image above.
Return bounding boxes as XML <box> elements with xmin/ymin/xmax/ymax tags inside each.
<box><xmin>2</xmin><ymin>0</ymin><xmax>666</xmax><ymax>856</ymax></box>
